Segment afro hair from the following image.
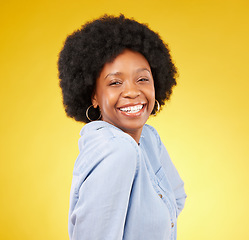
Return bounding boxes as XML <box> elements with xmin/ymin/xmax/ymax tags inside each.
<box><xmin>58</xmin><ymin>14</ymin><xmax>177</xmax><ymax>123</ymax></box>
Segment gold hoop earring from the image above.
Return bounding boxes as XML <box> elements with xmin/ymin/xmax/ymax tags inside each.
<box><xmin>86</xmin><ymin>105</ymin><xmax>102</xmax><ymax>122</ymax></box>
<box><xmin>153</xmin><ymin>99</ymin><xmax>160</xmax><ymax>115</ymax></box>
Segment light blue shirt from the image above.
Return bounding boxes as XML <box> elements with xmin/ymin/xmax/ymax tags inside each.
<box><xmin>69</xmin><ymin>121</ymin><xmax>186</xmax><ymax>240</ymax></box>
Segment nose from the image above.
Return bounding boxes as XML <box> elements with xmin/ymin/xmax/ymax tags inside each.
<box><xmin>122</xmin><ymin>81</ymin><xmax>140</xmax><ymax>99</ymax></box>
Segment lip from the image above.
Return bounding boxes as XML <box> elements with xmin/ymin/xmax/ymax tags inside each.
<box><xmin>117</xmin><ymin>103</ymin><xmax>146</xmax><ymax>117</ymax></box>
<box><xmin>117</xmin><ymin>102</ymin><xmax>146</xmax><ymax>108</ymax></box>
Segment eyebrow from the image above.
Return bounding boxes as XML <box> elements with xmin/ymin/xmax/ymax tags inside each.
<box><xmin>104</xmin><ymin>68</ymin><xmax>151</xmax><ymax>79</ymax></box>
<box><xmin>136</xmin><ymin>68</ymin><xmax>151</xmax><ymax>74</ymax></box>
<box><xmin>104</xmin><ymin>72</ymin><xmax>122</xmax><ymax>79</ymax></box>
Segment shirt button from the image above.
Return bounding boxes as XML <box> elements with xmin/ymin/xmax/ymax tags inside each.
<box><xmin>158</xmin><ymin>194</ymin><xmax>162</xmax><ymax>198</ymax></box>
<box><xmin>171</xmin><ymin>222</ymin><xmax>174</xmax><ymax>228</ymax></box>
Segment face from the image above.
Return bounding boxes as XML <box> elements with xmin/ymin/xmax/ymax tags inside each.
<box><xmin>92</xmin><ymin>49</ymin><xmax>155</xmax><ymax>142</ymax></box>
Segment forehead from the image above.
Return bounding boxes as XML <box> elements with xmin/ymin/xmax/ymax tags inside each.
<box><xmin>99</xmin><ymin>49</ymin><xmax>151</xmax><ymax>77</ymax></box>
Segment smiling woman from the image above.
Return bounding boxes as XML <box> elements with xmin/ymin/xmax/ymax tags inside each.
<box><xmin>58</xmin><ymin>14</ymin><xmax>186</xmax><ymax>240</ymax></box>
<box><xmin>92</xmin><ymin>50</ymin><xmax>155</xmax><ymax>143</ymax></box>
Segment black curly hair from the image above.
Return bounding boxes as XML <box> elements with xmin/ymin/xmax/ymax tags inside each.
<box><xmin>58</xmin><ymin>14</ymin><xmax>177</xmax><ymax>123</ymax></box>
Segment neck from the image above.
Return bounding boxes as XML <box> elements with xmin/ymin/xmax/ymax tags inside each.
<box><xmin>124</xmin><ymin>128</ymin><xmax>142</xmax><ymax>145</ymax></box>
<box><xmin>101</xmin><ymin>120</ymin><xmax>143</xmax><ymax>145</ymax></box>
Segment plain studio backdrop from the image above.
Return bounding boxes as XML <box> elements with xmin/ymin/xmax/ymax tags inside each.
<box><xmin>0</xmin><ymin>0</ymin><xmax>248</xmax><ymax>239</ymax></box>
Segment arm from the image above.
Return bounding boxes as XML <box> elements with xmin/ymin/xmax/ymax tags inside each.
<box><xmin>160</xmin><ymin>144</ymin><xmax>187</xmax><ymax>217</ymax></box>
<box><xmin>69</xmin><ymin>137</ymin><xmax>138</xmax><ymax>240</ymax></box>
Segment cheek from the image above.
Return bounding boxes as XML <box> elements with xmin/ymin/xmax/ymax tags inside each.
<box><xmin>146</xmin><ymin>85</ymin><xmax>155</xmax><ymax>100</ymax></box>
<box><xmin>99</xmin><ymin>90</ymin><xmax>119</xmax><ymax>110</ymax></box>
<box><xmin>147</xmin><ymin>86</ymin><xmax>156</xmax><ymax>111</ymax></box>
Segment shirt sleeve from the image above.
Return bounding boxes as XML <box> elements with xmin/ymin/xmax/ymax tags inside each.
<box><xmin>68</xmin><ymin>137</ymin><xmax>138</xmax><ymax>240</ymax></box>
<box><xmin>160</xmin><ymin>144</ymin><xmax>187</xmax><ymax>217</ymax></box>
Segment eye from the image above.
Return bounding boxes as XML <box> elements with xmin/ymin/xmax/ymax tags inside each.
<box><xmin>109</xmin><ymin>80</ymin><xmax>122</xmax><ymax>86</ymax></box>
<box><xmin>138</xmin><ymin>78</ymin><xmax>149</xmax><ymax>82</ymax></box>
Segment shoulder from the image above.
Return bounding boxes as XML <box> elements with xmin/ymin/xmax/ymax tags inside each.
<box><xmin>74</xmin><ymin>121</ymin><xmax>139</xmax><ymax>175</ymax></box>
<box><xmin>79</xmin><ymin>121</ymin><xmax>139</xmax><ymax>155</ymax></box>
<box><xmin>143</xmin><ymin>124</ymin><xmax>161</xmax><ymax>139</ymax></box>
<box><xmin>141</xmin><ymin>124</ymin><xmax>162</xmax><ymax>152</ymax></box>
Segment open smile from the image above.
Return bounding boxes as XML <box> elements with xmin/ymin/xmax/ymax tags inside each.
<box><xmin>118</xmin><ymin>104</ymin><xmax>146</xmax><ymax>116</ymax></box>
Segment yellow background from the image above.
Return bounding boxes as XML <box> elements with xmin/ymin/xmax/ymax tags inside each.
<box><xmin>1</xmin><ymin>0</ymin><xmax>248</xmax><ymax>239</ymax></box>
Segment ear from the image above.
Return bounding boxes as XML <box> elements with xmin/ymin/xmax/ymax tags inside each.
<box><xmin>91</xmin><ymin>92</ymin><xmax>98</xmax><ymax>108</ymax></box>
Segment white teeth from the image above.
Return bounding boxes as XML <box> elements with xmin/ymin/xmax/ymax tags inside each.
<box><xmin>120</xmin><ymin>105</ymin><xmax>143</xmax><ymax>113</ymax></box>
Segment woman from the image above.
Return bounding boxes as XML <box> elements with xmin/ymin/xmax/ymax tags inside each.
<box><xmin>58</xmin><ymin>14</ymin><xmax>186</xmax><ymax>240</ymax></box>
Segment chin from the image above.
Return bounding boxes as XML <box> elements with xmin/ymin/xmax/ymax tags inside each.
<box><xmin>117</xmin><ymin>119</ymin><xmax>147</xmax><ymax>132</ymax></box>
